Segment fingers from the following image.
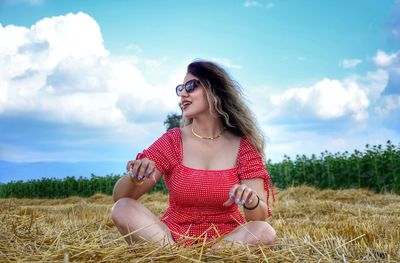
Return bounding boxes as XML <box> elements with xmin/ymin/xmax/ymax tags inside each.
<box><xmin>230</xmin><ymin>184</ymin><xmax>247</xmax><ymax>205</ymax></box>
<box><xmin>130</xmin><ymin>159</ymin><xmax>142</xmax><ymax>179</ymax></box>
<box><xmin>243</xmin><ymin>188</ymin><xmax>257</xmax><ymax>206</ymax></box>
<box><xmin>144</xmin><ymin>161</ymin><xmax>155</xmax><ymax>179</ymax></box>
<box><xmin>232</xmin><ymin>184</ymin><xmax>243</xmax><ymax>205</ymax></box>
<box><xmin>223</xmin><ymin>184</ymin><xmax>237</xmax><ymax>206</ymax></box>
<box><xmin>224</xmin><ymin>184</ymin><xmax>241</xmax><ymax>207</ymax></box>
<box><xmin>223</xmin><ymin>183</ymin><xmax>258</xmax><ymax>207</ymax></box>
<box><xmin>127</xmin><ymin>158</ymin><xmax>156</xmax><ymax>182</ymax></box>
<box><xmin>129</xmin><ymin>159</ymin><xmax>144</xmax><ymax>181</ymax></box>
<box><xmin>126</xmin><ymin>160</ymin><xmax>134</xmax><ymax>172</ymax></box>
<box><xmin>237</xmin><ymin>185</ymin><xmax>250</xmax><ymax>205</ymax></box>
<box><xmin>137</xmin><ymin>159</ymin><xmax>153</xmax><ymax>180</ymax></box>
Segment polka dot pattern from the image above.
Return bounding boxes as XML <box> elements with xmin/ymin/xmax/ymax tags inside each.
<box><xmin>136</xmin><ymin>128</ymin><xmax>273</xmax><ymax>245</ymax></box>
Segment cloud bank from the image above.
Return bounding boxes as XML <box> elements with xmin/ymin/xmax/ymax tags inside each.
<box><xmin>0</xmin><ymin>12</ymin><xmax>180</xmax><ymax>129</ymax></box>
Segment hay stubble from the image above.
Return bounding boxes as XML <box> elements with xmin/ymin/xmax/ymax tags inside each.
<box><xmin>1</xmin><ymin>186</ymin><xmax>399</xmax><ymax>262</ymax></box>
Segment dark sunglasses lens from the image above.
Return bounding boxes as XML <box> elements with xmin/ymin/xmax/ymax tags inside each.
<box><xmin>176</xmin><ymin>80</ymin><xmax>198</xmax><ymax>96</ymax></box>
<box><xmin>176</xmin><ymin>85</ymin><xmax>184</xmax><ymax>96</ymax></box>
<box><xmin>186</xmin><ymin>80</ymin><xmax>197</xmax><ymax>92</ymax></box>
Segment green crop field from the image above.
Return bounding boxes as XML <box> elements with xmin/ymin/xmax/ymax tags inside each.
<box><xmin>1</xmin><ymin>141</ymin><xmax>399</xmax><ymax>198</ymax></box>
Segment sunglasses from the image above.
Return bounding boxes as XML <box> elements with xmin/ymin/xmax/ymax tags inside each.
<box><xmin>176</xmin><ymin>79</ymin><xmax>200</xmax><ymax>96</ymax></box>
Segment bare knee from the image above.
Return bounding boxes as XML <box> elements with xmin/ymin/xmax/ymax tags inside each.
<box><xmin>247</xmin><ymin>221</ymin><xmax>276</xmax><ymax>246</ymax></box>
<box><xmin>111</xmin><ymin>197</ymin><xmax>139</xmax><ymax>226</ymax></box>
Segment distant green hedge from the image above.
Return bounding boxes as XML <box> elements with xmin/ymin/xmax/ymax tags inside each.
<box><xmin>1</xmin><ymin>140</ymin><xmax>399</xmax><ymax>199</ymax></box>
<box><xmin>0</xmin><ymin>174</ymin><xmax>167</xmax><ymax>199</ymax></box>
<box><xmin>268</xmin><ymin>140</ymin><xmax>400</xmax><ymax>194</ymax></box>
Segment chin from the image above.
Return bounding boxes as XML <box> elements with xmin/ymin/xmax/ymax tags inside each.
<box><xmin>182</xmin><ymin>111</ymin><xmax>195</xmax><ymax>118</ymax></box>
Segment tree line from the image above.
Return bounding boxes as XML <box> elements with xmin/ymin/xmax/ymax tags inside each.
<box><xmin>1</xmin><ymin>140</ymin><xmax>399</xmax><ymax>198</ymax></box>
<box><xmin>268</xmin><ymin>140</ymin><xmax>400</xmax><ymax>194</ymax></box>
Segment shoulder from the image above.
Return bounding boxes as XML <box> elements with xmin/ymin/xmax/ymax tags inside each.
<box><xmin>166</xmin><ymin>127</ymin><xmax>181</xmax><ymax>135</ymax></box>
<box><xmin>238</xmin><ymin>136</ymin><xmax>262</xmax><ymax>160</ymax></box>
<box><xmin>241</xmin><ymin>136</ymin><xmax>253</xmax><ymax>148</ymax></box>
<box><xmin>146</xmin><ymin>128</ymin><xmax>181</xmax><ymax>158</ymax></box>
<box><xmin>224</xmin><ymin>130</ymin><xmax>242</xmax><ymax>144</ymax></box>
<box><xmin>160</xmin><ymin>127</ymin><xmax>181</xmax><ymax>139</ymax></box>
<box><xmin>150</xmin><ymin>128</ymin><xmax>181</xmax><ymax>147</ymax></box>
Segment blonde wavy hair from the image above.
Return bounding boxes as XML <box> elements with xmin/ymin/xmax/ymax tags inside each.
<box><xmin>181</xmin><ymin>60</ymin><xmax>266</xmax><ymax>160</ymax></box>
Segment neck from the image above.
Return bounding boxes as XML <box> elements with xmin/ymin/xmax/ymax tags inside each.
<box><xmin>191</xmin><ymin>117</ymin><xmax>225</xmax><ymax>139</ymax></box>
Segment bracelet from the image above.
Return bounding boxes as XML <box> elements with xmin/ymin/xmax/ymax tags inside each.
<box><xmin>243</xmin><ymin>195</ymin><xmax>260</xmax><ymax>210</ymax></box>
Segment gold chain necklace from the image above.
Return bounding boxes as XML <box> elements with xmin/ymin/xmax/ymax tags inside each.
<box><xmin>191</xmin><ymin>126</ymin><xmax>226</xmax><ymax>140</ymax></box>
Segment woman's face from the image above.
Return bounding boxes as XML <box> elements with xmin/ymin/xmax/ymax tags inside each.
<box><xmin>180</xmin><ymin>73</ymin><xmax>210</xmax><ymax>118</ymax></box>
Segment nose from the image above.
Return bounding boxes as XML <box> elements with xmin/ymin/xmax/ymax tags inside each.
<box><xmin>179</xmin><ymin>89</ymin><xmax>189</xmax><ymax>97</ymax></box>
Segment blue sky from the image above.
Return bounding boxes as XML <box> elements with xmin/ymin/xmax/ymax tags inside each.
<box><xmin>0</xmin><ymin>0</ymin><xmax>399</xmax><ymax>182</ymax></box>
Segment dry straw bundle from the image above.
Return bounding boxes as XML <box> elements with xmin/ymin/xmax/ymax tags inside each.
<box><xmin>1</xmin><ymin>186</ymin><xmax>399</xmax><ymax>262</ymax></box>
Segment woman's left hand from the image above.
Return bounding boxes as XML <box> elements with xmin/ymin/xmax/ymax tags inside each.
<box><xmin>223</xmin><ymin>183</ymin><xmax>258</xmax><ymax>207</ymax></box>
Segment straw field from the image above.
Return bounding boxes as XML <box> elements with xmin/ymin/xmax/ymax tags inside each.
<box><xmin>1</xmin><ymin>186</ymin><xmax>399</xmax><ymax>262</ymax></box>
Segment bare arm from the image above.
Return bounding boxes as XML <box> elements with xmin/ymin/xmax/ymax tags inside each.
<box><xmin>240</xmin><ymin>178</ymin><xmax>269</xmax><ymax>221</ymax></box>
<box><xmin>112</xmin><ymin>158</ymin><xmax>163</xmax><ymax>202</ymax></box>
<box><xmin>223</xmin><ymin>178</ymin><xmax>269</xmax><ymax>221</ymax></box>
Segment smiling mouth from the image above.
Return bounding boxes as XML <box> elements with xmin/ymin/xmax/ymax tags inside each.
<box><xmin>182</xmin><ymin>102</ymin><xmax>192</xmax><ymax>109</ymax></box>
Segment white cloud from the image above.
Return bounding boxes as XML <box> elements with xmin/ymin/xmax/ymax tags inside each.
<box><xmin>370</xmin><ymin>49</ymin><xmax>400</xmax><ymax>115</ymax></box>
<box><xmin>246</xmin><ymin>65</ymin><xmax>399</xmax><ymax>163</ymax></box>
<box><xmin>341</xmin><ymin>58</ymin><xmax>362</xmax><ymax>68</ymax></box>
<box><xmin>0</xmin><ymin>12</ymin><xmax>108</xmax><ymax>80</ymax></box>
<box><xmin>4</xmin><ymin>0</ymin><xmax>44</xmax><ymax>5</ymax></box>
<box><xmin>124</xmin><ymin>44</ymin><xmax>143</xmax><ymax>54</ymax></box>
<box><xmin>265</xmin><ymin>3</ymin><xmax>274</xmax><ymax>9</ymax></box>
<box><xmin>247</xmin><ymin>68</ymin><xmax>394</xmax><ymax>125</ymax></box>
<box><xmin>373</xmin><ymin>50</ymin><xmax>399</xmax><ymax>67</ymax></box>
<box><xmin>210</xmin><ymin>58</ymin><xmax>242</xmax><ymax>69</ymax></box>
<box><xmin>243</xmin><ymin>0</ymin><xmax>274</xmax><ymax>9</ymax></box>
<box><xmin>0</xmin><ymin>78</ymin><xmax>7</xmax><ymax>112</ymax></box>
<box><xmin>0</xmin><ymin>12</ymin><xmax>180</xmax><ymax>128</ymax></box>
<box><xmin>143</xmin><ymin>56</ymin><xmax>169</xmax><ymax>71</ymax></box>
<box><xmin>344</xmin><ymin>69</ymin><xmax>388</xmax><ymax>103</ymax></box>
<box><xmin>374</xmin><ymin>95</ymin><xmax>400</xmax><ymax>118</ymax></box>
<box><xmin>262</xmin><ymin>78</ymin><xmax>370</xmax><ymax>122</ymax></box>
<box><xmin>244</xmin><ymin>0</ymin><xmax>263</xmax><ymax>8</ymax></box>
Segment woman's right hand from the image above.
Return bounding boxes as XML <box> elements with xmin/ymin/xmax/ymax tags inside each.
<box><xmin>126</xmin><ymin>158</ymin><xmax>157</xmax><ymax>183</ymax></box>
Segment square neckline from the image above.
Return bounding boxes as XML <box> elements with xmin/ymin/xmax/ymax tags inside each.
<box><xmin>177</xmin><ymin>128</ymin><xmax>243</xmax><ymax>172</ymax></box>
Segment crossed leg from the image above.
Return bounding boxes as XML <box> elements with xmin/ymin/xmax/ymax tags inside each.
<box><xmin>111</xmin><ymin>197</ymin><xmax>276</xmax><ymax>248</ymax></box>
<box><xmin>212</xmin><ymin>221</ymin><xmax>276</xmax><ymax>248</ymax></box>
<box><xmin>111</xmin><ymin>197</ymin><xmax>175</xmax><ymax>247</ymax></box>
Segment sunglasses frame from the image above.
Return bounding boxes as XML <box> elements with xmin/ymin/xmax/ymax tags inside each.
<box><xmin>176</xmin><ymin>79</ymin><xmax>200</xmax><ymax>96</ymax></box>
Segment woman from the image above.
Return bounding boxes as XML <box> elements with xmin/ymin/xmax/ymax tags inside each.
<box><xmin>111</xmin><ymin>60</ymin><xmax>276</xmax><ymax>248</ymax></box>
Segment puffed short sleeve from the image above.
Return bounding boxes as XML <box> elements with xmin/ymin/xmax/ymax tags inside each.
<box><xmin>135</xmin><ymin>128</ymin><xmax>179</xmax><ymax>176</ymax></box>
<box><xmin>237</xmin><ymin>137</ymin><xmax>275</xmax><ymax>216</ymax></box>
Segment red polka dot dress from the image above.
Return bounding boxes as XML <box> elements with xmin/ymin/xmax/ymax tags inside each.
<box><xmin>136</xmin><ymin>128</ymin><xmax>274</xmax><ymax>245</ymax></box>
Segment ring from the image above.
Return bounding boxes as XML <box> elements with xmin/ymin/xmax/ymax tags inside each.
<box><xmin>132</xmin><ymin>178</ymin><xmax>145</xmax><ymax>186</ymax></box>
<box><xmin>128</xmin><ymin>170</ymin><xmax>145</xmax><ymax>185</ymax></box>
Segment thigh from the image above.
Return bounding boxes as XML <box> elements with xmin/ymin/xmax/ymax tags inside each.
<box><xmin>112</xmin><ymin>198</ymin><xmax>175</xmax><ymax>244</ymax></box>
<box><xmin>217</xmin><ymin>221</ymin><xmax>276</xmax><ymax>246</ymax></box>
<box><xmin>135</xmin><ymin>200</ymin><xmax>172</xmax><ymax>235</ymax></box>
